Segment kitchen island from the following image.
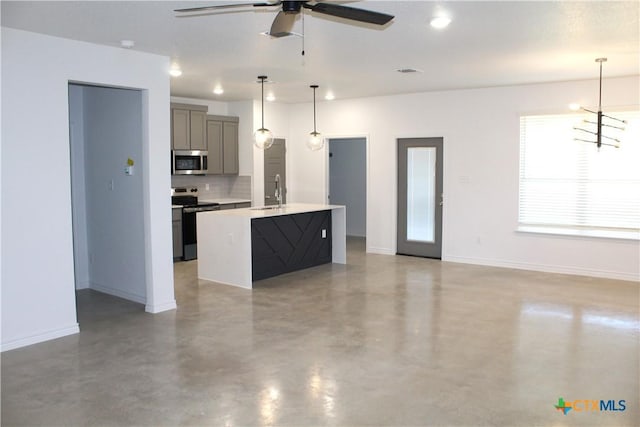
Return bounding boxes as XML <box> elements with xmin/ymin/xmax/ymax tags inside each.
<box><xmin>197</xmin><ymin>203</ymin><xmax>346</xmax><ymax>288</ymax></box>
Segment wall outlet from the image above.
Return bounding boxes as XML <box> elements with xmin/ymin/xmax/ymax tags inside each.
<box><xmin>322</xmin><ymin>229</ymin><xmax>327</xmax><ymax>239</ymax></box>
<box><xmin>205</xmin><ymin>184</ymin><xmax>210</xmax><ymax>191</ymax></box>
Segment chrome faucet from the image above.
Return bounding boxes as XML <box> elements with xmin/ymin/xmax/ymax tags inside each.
<box><xmin>274</xmin><ymin>173</ymin><xmax>283</xmax><ymax>208</ymax></box>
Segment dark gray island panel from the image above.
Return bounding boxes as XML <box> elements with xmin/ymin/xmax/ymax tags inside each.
<box><xmin>251</xmin><ymin>210</ymin><xmax>332</xmax><ymax>281</ymax></box>
<box><xmin>197</xmin><ymin>203</ymin><xmax>345</xmax><ymax>289</ymax></box>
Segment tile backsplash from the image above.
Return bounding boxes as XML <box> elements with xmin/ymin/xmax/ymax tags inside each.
<box><xmin>172</xmin><ymin>175</ymin><xmax>251</xmax><ymax>200</ymax></box>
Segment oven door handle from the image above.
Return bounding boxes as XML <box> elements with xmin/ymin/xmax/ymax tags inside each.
<box><xmin>183</xmin><ymin>206</ymin><xmax>220</xmax><ymax>214</ymax></box>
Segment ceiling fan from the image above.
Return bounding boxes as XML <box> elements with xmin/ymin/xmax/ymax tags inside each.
<box><xmin>175</xmin><ymin>1</ymin><xmax>394</xmax><ymax>38</ymax></box>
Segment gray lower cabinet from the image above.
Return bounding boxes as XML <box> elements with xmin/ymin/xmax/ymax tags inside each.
<box><xmin>206</xmin><ymin>115</ymin><xmax>239</xmax><ymax>175</ymax></box>
<box><xmin>171</xmin><ymin>103</ymin><xmax>208</xmax><ymax>151</ymax></box>
<box><xmin>172</xmin><ymin>207</ymin><xmax>183</xmax><ymax>260</ymax></box>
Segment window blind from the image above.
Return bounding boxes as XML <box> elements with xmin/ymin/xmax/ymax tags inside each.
<box><xmin>518</xmin><ymin>110</ymin><xmax>640</xmax><ymax>236</ymax></box>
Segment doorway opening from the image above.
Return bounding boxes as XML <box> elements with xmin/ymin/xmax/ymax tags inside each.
<box><xmin>69</xmin><ymin>83</ymin><xmax>147</xmax><ymax>324</ymax></box>
<box><xmin>328</xmin><ymin>137</ymin><xmax>367</xmax><ymax>250</ymax></box>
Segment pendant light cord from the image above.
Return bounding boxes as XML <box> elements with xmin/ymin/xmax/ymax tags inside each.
<box><xmin>260</xmin><ymin>76</ymin><xmax>265</xmax><ymax>128</ymax></box>
<box><xmin>598</xmin><ymin>59</ymin><xmax>603</xmax><ymax>112</ymax></box>
<box><xmin>313</xmin><ymin>86</ymin><xmax>317</xmax><ymax>132</ymax></box>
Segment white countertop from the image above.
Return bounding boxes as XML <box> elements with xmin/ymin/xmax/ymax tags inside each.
<box><xmin>200</xmin><ymin>203</ymin><xmax>344</xmax><ymax>219</ymax></box>
<box><xmin>200</xmin><ymin>198</ymin><xmax>251</xmax><ymax>205</ymax></box>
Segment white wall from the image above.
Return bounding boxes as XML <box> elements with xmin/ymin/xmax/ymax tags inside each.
<box><xmin>287</xmin><ymin>77</ymin><xmax>640</xmax><ymax>281</ymax></box>
<box><xmin>1</xmin><ymin>28</ymin><xmax>176</xmax><ymax>351</ymax></box>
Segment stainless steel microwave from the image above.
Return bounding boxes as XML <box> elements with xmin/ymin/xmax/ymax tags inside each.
<box><xmin>172</xmin><ymin>150</ymin><xmax>208</xmax><ymax>175</ymax></box>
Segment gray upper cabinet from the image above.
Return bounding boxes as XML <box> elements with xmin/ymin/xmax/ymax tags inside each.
<box><xmin>207</xmin><ymin>115</ymin><xmax>239</xmax><ymax>175</ymax></box>
<box><xmin>190</xmin><ymin>110</ymin><xmax>207</xmax><ymax>150</ymax></box>
<box><xmin>171</xmin><ymin>108</ymin><xmax>190</xmax><ymax>150</ymax></box>
<box><xmin>223</xmin><ymin>121</ymin><xmax>239</xmax><ymax>175</ymax></box>
<box><xmin>171</xmin><ymin>103</ymin><xmax>208</xmax><ymax>151</ymax></box>
<box><xmin>206</xmin><ymin>119</ymin><xmax>223</xmax><ymax>174</ymax></box>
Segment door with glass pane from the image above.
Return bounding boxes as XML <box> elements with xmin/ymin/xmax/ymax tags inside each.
<box><xmin>397</xmin><ymin>138</ymin><xmax>443</xmax><ymax>258</ymax></box>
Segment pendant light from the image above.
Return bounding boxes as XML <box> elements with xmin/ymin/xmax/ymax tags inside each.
<box><xmin>254</xmin><ymin>75</ymin><xmax>274</xmax><ymax>150</ymax></box>
<box><xmin>307</xmin><ymin>84</ymin><xmax>324</xmax><ymax>151</ymax></box>
<box><xmin>574</xmin><ymin>58</ymin><xmax>626</xmax><ymax>149</ymax></box>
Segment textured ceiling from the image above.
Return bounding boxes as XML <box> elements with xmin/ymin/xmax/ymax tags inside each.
<box><xmin>2</xmin><ymin>1</ymin><xmax>638</xmax><ymax>103</ymax></box>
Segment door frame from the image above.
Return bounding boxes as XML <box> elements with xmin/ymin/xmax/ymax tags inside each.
<box><xmin>396</xmin><ymin>137</ymin><xmax>444</xmax><ymax>259</ymax></box>
<box><xmin>69</xmin><ymin>84</ymin><xmax>149</xmax><ymax>302</ymax></box>
<box><xmin>323</xmin><ymin>134</ymin><xmax>370</xmax><ymax>243</ymax></box>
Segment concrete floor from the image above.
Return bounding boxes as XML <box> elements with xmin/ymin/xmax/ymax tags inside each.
<box><xmin>2</xmin><ymin>238</ymin><xmax>638</xmax><ymax>426</ymax></box>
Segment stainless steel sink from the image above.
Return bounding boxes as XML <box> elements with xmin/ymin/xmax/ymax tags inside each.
<box><xmin>250</xmin><ymin>205</ymin><xmax>284</xmax><ymax>211</ymax></box>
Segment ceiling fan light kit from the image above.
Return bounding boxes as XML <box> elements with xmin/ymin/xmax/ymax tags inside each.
<box><xmin>254</xmin><ymin>75</ymin><xmax>274</xmax><ymax>150</ymax></box>
<box><xmin>175</xmin><ymin>1</ymin><xmax>395</xmax><ymax>37</ymax></box>
<box><xmin>175</xmin><ymin>1</ymin><xmax>393</xmax><ymax>151</ymax></box>
<box><xmin>573</xmin><ymin>58</ymin><xmax>627</xmax><ymax>150</ymax></box>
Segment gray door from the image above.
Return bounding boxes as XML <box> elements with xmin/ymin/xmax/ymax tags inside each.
<box><xmin>264</xmin><ymin>138</ymin><xmax>286</xmax><ymax>206</ymax></box>
<box><xmin>329</xmin><ymin>138</ymin><xmax>366</xmax><ymax>237</ymax></box>
<box><xmin>397</xmin><ymin>137</ymin><xmax>443</xmax><ymax>258</ymax></box>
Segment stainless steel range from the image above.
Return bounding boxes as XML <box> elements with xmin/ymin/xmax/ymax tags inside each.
<box><xmin>171</xmin><ymin>187</ymin><xmax>220</xmax><ymax>261</ymax></box>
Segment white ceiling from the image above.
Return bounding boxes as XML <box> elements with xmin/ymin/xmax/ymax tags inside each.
<box><xmin>2</xmin><ymin>1</ymin><xmax>638</xmax><ymax>104</ymax></box>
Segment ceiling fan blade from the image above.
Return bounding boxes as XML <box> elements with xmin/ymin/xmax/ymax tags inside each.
<box><xmin>175</xmin><ymin>1</ymin><xmax>280</xmax><ymax>13</ymax></box>
<box><xmin>304</xmin><ymin>2</ymin><xmax>394</xmax><ymax>25</ymax></box>
<box><xmin>269</xmin><ymin>11</ymin><xmax>297</xmax><ymax>38</ymax></box>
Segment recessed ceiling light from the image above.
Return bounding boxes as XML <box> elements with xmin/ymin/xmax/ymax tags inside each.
<box><xmin>120</xmin><ymin>39</ymin><xmax>135</xmax><ymax>49</ymax></box>
<box><xmin>325</xmin><ymin>92</ymin><xmax>335</xmax><ymax>101</ymax></box>
<box><xmin>569</xmin><ymin>103</ymin><xmax>581</xmax><ymax>111</ymax></box>
<box><xmin>213</xmin><ymin>87</ymin><xmax>224</xmax><ymax>95</ymax></box>
<box><xmin>169</xmin><ymin>67</ymin><xmax>182</xmax><ymax>77</ymax></box>
<box><xmin>430</xmin><ymin>16</ymin><xmax>451</xmax><ymax>29</ymax></box>
<box><xmin>266</xmin><ymin>93</ymin><xmax>276</xmax><ymax>102</ymax></box>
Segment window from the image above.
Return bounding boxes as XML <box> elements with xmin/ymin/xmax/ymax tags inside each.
<box><xmin>518</xmin><ymin>110</ymin><xmax>640</xmax><ymax>239</ymax></box>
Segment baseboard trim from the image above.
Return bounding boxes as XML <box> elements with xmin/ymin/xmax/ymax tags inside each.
<box><xmin>1</xmin><ymin>323</ymin><xmax>79</xmax><ymax>352</ymax></box>
<box><xmin>75</xmin><ymin>280</ymin><xmax>90</xmax><ymax>290</ymax></box>
<box><xmin>443</xmin><ymin>255</ymin><xmax>639</xmax><ymax>282</ymax></box>
<box><xmin>90</xmin><ymin>282</ymin><xmax>146</xmax><ymax>305</ymax></box>
<box><xmin>145</xmin><ymin>300</ymin><xmax>177</xmax><ymax>313</ymax></box>
<box><xmin>367</xmin><ymin>246</ymin><xmax>395</xmax><ymax>255</ymax></box>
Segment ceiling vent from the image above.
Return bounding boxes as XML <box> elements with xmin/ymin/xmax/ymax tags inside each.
<box><xmin>396</xmin><ymin>68</ymin><xmax>422</xmax><ymax>74</ymax></box>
